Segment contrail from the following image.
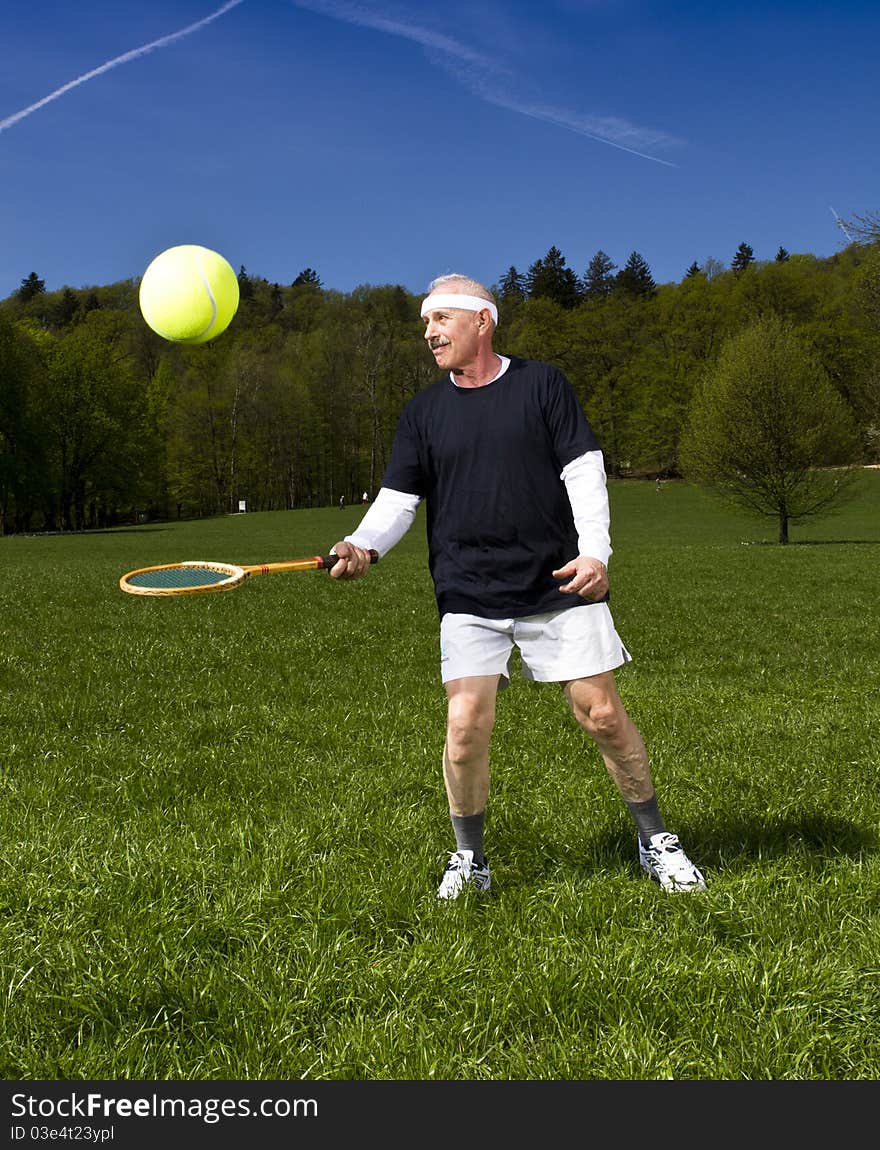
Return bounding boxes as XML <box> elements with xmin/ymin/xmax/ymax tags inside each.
<box><xmin>290</xmin><ymin>0</ymin><xmax>493</xmax><ymax>70</ymax></box>
<box><xmin>289</xmin><ymin>0</ymin><xmax>680</xmax><ymax>164</ymax></box>
<box><xmin>0</xmin><ymin>0</ymin><xmax>245</xmax><ymax>135</ymax></box>
<box><xmin>469</xmin><ymin>89</ymin><xmax>679</xmax><ymax>167</ymax></box>
<box><xmin>829</xmin><ymin>205</ymin><xmax>855</xmax><ymax>244</ymax></box>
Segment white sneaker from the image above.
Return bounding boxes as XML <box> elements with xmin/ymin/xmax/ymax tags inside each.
<box><xmin>437</xmin><ymin>850</ymin><xmax>491</xmax><ymax>901</ymax></box>
<box><xmin>639</xmin><ymin>832</ymin><xmax>706</xmax><ymax>892</ymax></box>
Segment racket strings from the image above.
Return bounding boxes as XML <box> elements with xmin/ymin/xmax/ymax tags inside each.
<box><xmin>125</xmin><ymin>565</ymin><xmax>237</xmax><ymax>589</ymax></box>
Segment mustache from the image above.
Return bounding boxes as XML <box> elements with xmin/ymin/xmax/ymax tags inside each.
<box><xmin>427</xmin><ymin>336</ymin><xmax>450</xmax><ymax>350</ymax></box>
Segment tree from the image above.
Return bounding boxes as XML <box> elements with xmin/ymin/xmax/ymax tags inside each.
<box><xmin>626</xmin><ymin>273</ymin><xmax>725</xmax><ymax>474</ymax></box>
<box><xmin>839</xmin><ymin>210</ymin><xmax>880</xmax><ymax>243</ymax></box>
<box><xmin>680</xmin><ymin>314</ymin><xmax>862</xmax><ymax>543</ymax></box>
<box><xmin>495</xmin><ymin>266</ymin><xmax>526</xmax><ymax>326</ymax></box>
<box><xmin>237</xmin><ymin>265</ymin><xmax>254</xmax><ymax>300</ymax></box>
<box><xmin>0</xmin><ymin>313</ymin><xmax>45</xmax><ymax>532</ymax></box>
<box><xmin>293</xmin><ymin>268</ymin><xmax>322</xmax><ymax>288</ymax></box>
<box><xmin>684</xmin><ymin>261</ymin><xmax>702</xmax><ymax>279</ymax></box>
<box><xmin>52</xmin><ymin>287</ymin><xmax>80</xmax><ymax>327</ymax></box>
<box><xmin>496</xmin><ymin>266</ymin><xmax>526</xmax><ymax>303</ymax></box>
<box><xmin>17</xmin><ymin>273</ymin><xmax>46</xmax><ymax>303</ymax></box>
<box><xmin>855</xmin><ymin>244</ymin><xmax>880</xmax><ymax>330</ymax></box>
<box><xmin>581</xmin><ymin>251</ymin><xmax>617</xmax><ymax>300</ymax></box>
<box><xmin>775</xmin><ymin>246</ymin><xmax>790</xmax><ymax>263</ymax></box>
<box><xmin>731</xmin><ymin>242</ymin><xmax>755</xmax><ymax>274</ymax></box>
<box><xmin>614</xmin><ymin>251</ymin><xmax>656</xmax><ymax>298</ymax></box>
<box><xmin>853</xmin><ymin>246</ymin><xmax>880</xmax><ymax>460</ymax></box>
<box><xmin>702</xmin><ymin>257</ymin><xmax>726</xmax><ymax>281</ymax></box>
<box><xmin>37</xmin><ymin>312</ymin><xmax>148</xmax><ymax>529</ymax></box>
<box><xmin>3</xmin><ymin>238</ymin><xmax>876</xmax><ymax>532</ymax></box>
<box><xmin>525</xmin><ymin>246</ymin><xmax>580</xmax><ymax>309</ymax></box>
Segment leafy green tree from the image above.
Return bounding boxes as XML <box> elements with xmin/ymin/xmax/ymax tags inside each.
<box><xmin>2</xmin><ymin>236</ymin><xmax>875</xmax><ymax>531</ymax></box>
<box><xmin>579</xmin><ymin>295</ymin><xmax>646</xmax><ymax>474</ymax></box>
<box><xmin>855</xmin><ymin>243</ymin><xmax>880</xmax><ymax>330</ymax></box>
<box><xmin>623</xmin><ymin>274</ymin><xmax>729</xmax><ymax>474</ymax></box>
<box><xmin>775</xmin><ymin>246</ymin><xmax>790</xmax><ymax>263</ymax></box>
<box><xmin>581</xmin><ymin>251</ymin><xmax>617</xmax><ymax>300</ymax></box>
<box><xmin>684</xmin><ymin>261</ymin><xmax>702</xmax><ymax>279</ymax></box>
<box><xmin>140</xmin><ymin>356</ymin><xmax>178</xmax><ymax>518</ymax></box>
<box><xmin>52</xmin><ymin>287</ymin><xmax>80</xmax><ymax>327</ymax></box>
<box><xmin>37</xmin><ymin>312</ymin><xmax>148</xmax><ymax>528</ymax></box>
<box><xmin>341</xmin><ymin>285</ymin><xmax>417</xmax><ymax>498</ymax></box>
<box><xmin>526</xmin><ymin>246</ymin><xmax>580</xmax><ymax>309</ymax></box>
<box><xmin>850</xmin><ymin>244</ymin><xmax>880</xmax><ymax>458</ymax></box>
<box><xmin>504</xmin><ymin>297</ymin><xmax>579</xmax><ymax>382</ymax></box>
<box><xmin>735</xmin><ymin>255</ymin><xmax>823</xmax><ymax>326</ymax></box>
<box><xmin>167</xmin><ymin>340</ymin><xmax>242</xmax><ymax>517</ymax></box>
<box><xmin>680</xmin><ymin>315</ymin><xmax>862</xmax><ymax>543</ymax></box>
<box><xmin>0</xmin><ymin>314</ymin><xmax>46</xmax><ymax>531</ymax></box>
<box><xmin>507</xmin><ymin>295</ymin><xmax>632</xmax><ymax>474</ymax></box>
<box><xmin>731</xmin><ymin>242</ymin><xmax>756</xmax><ymax>274</ymax></box>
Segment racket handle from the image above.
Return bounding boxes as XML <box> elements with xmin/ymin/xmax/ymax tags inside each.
<box><xmin>322</xmin><ymin>549</ymin><xmax>379</xmax><ymax>569</ymax></box>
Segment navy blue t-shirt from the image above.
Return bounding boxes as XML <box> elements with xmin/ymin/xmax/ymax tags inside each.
<box><xmin>381</xmin><ymin>357</ymin><xmax>602</xmax><ymax>618</ymax></box>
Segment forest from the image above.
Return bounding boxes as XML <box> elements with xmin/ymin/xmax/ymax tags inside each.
<box><xmin>1</xmin><ymin>236</ymin><xmax>878</xmax><ymax>534</ymax></box>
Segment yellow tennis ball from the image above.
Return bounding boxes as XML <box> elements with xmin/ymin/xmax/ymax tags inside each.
<box><xmin>139</xmin><ymin>244</ymin><xmax>240</xmax><ymax>344</ymax></box>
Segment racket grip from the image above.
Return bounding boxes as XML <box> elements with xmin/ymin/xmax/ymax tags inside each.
<box><xmin>322</xmin><ymin>548</ymin><xmax>379</xmax><ymax>569</ymax></box>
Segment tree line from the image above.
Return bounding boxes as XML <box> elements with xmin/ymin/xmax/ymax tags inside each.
<box><xmin>1</xmin><ymin>231</ymin><xmax>878</xmax><ymax>536</ymax></box>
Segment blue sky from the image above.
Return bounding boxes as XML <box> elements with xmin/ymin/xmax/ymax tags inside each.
<box><xmin>1</xmin><ymin>0</ymin><xmax>877</xmax><ymax>302</ymax></box>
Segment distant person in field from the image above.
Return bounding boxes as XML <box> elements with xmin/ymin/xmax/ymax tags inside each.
<box><xmin>329</xmin><ymin>273</ymin><xmax>705</xmax><ymax>898</ymax></box>
<box><xmin>339</xmin><ymin>494</ymin><xmax>346</xmax><ymax>510</ymax></box>
<box><xmin>362</xmin><ymin>491</ymin><xmax>370</xmax><ymax>505</ymax></box>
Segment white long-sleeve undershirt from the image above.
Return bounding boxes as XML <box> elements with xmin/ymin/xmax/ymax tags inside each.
<box><xmin>342</xmin><ymin>449</ymin><xmax>612</xmax><ymax>566</ymax></box>
<box><xmin>560</xmin><ymin>449</ymin><xmax>612</xmax><ymax>567</ymax></box>
<box><xmin>343</xmin><ymin>487</ymin><xmax>420</xmax><ymax>557</ymax></box>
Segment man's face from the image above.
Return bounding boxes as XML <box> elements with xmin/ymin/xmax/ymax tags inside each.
<box><xmin>422</xmin><ymin>305</ymin><xmax>484</xmax><ymax>371</ymax></box>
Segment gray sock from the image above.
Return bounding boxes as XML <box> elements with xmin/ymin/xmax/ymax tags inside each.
<box><xmin>451</xmin><ymin>812</ymin><xmax>486</xmax><ymax>864</ymax></box>
<box><xmin>625</xmin><ymin>793</ymin><xmax>667</xmax><ymax>847</ymax></box>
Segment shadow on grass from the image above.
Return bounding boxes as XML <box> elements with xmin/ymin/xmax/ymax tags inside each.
<box><xmin>744</xmin><ymin>539</ymin><xmax>880</xmax><ymax>547</ymax></box>
<box><xmin>10</xmin><ymin>527</ymin><xmax>172</xmax><ymax>537</ymax></box>
<box><xmin>502</xmin><ymin>814</ymin><xmax>876</xmax><ymax>887</ymax></box>
<box><xmin>595</xmin><ymin>813</ymin><xmax>877</xmax><ymax>873</ymax></box>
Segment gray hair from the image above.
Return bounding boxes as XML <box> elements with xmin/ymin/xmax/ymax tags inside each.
<box><xmin>427</xmin><ymin>273</ymin><xmax>496</xmax><ymax>307</ymax></box>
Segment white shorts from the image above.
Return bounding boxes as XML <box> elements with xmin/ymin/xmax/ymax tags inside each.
<box><xmin>439</xmin><ymin>605</ymin><xmax>632</xmax><ymax>688</ymax></box>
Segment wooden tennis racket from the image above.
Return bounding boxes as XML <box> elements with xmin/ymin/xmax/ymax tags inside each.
<box><xmin>119</xmin><ymin>550</ymin><xmax>378</xmax><ymax>597</ymax></box>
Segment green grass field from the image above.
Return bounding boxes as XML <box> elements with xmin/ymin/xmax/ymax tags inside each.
<box><xmin>1</xmin><ymin>475</ymin><xmax>879</xmax><ymax>1080</ymax></box>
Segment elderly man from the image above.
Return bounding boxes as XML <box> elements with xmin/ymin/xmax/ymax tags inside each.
<box><xmin>329</xmin><ymin>273</ymin><xmax>705</xmax><ymax>898</ymax></box>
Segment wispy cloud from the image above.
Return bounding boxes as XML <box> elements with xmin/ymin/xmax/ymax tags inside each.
<box><xmin>290</xmin><ymin>0</ymin><xmax>494</xmax><ymax>69</ymax></box>
<box><xmin>0</xmin><ymin>0</ymin><xmax>245</xmax><ymax>135</ymax></box>
<box><xmin>290</xmin><ymin>0</ymin><xmax>681</xmax><ymax>165</ymax></box>
<box><xmin>0</xmin><ymin>0</ymin><xmax>680</xmax><ymax>164</ymax></box>
<box><xmin>463</xmin><ymin>81</ymin><xmax>680</xmax><ymax>167</ymax></box>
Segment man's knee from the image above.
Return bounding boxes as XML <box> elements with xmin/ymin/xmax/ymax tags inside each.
<box><xmin>578</xmin><ymin>698</ymin><xmax>625</xmax><ymax>740</ymax></box>
<box><xmin>564</xmin><ymin>677</ymin><xmax>628</xmax><ymax>739</ymax></box>
<box><xmin>446</xmin><ymin>689</ymin><xmax>495</xmax><ymax>758</ymax></box>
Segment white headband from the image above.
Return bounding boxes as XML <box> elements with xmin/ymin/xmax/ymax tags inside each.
<box><xmin>420</xmin><ymin>292</ymin><xmax>498</xmax><ymax>325</ymax></box>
